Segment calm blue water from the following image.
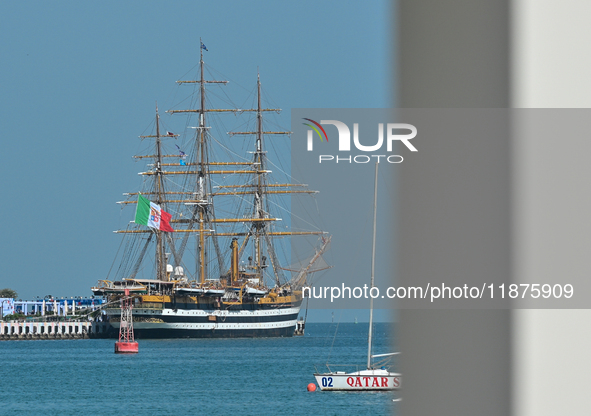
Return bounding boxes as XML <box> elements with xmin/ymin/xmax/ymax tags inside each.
<box><xmin>0</xmin><ymin>323</ymin><xmax>398</xmax><ymax>415</ymax></box>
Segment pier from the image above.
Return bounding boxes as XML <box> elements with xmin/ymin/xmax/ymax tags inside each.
<box><xmin>0</xmin><ymin>296</ymin><xmax>115</xmax><ymax>340</ymax></box>
<box><xmin>0</xmin><ymin>321</ymin><xmax>112</xmax><ymax>340</ymax></box>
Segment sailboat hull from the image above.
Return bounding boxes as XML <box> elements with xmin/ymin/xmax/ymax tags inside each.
<box><xmin>314</xmin><ymin>369</ymin><xmax>401</xmax><ymax>391</ymax></box>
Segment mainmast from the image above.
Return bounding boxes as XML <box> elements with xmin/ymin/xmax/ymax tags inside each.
<box><xmin>254</xmin><ymin>72</ymin><xmax>265</xmax><ymax>282</ymax></box>
<box><xmin>197</xmin><ymin>38</ymin><xmax>207</xmax><ymax>284</ymax></box>
<box><xmin>168</xmin><ymin>39</ymin><xmax>232</xmax><ymax>284</ymax></box>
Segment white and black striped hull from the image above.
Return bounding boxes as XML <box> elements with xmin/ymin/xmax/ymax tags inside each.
<box><xmin>107</xmin><ymin>305</ymin><xmax>300</xmax><ymax>339</ymax></box>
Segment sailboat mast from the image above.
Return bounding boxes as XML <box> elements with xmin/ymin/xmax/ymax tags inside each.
<box><xmin>367</xmin><ymin>162</ymin><xmax>378</xmax><ymax>370</ymax></box>
<box><xmin>155</xmin><ymin>106</ymin><xmax>166</xmax><ymax>281</ymax></box>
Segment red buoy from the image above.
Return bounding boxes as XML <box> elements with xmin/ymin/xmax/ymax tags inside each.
<box><xmin>307</xmin><ymin>383</ymin><xmax>317</xmax><ymax>392</ymax></box>
<box><xmin>115</xmin><ymin>289</ymin><xmax>138</xmax><ymax>354</ymax></box>
<box><xmin>114</xmin><ymin>341</ymin><xmax>138</xmax><ymax>353</ymax></box>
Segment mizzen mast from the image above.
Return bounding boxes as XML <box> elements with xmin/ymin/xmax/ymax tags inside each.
<box><xmin>227</xmin><ymin>72</ymin><xmax>292</xmax><ymax>285</ymax></box>
<box><xmin>225</xmin><ymin>72</ymin><xmax>331</xmax><ymax>287</ymax></box>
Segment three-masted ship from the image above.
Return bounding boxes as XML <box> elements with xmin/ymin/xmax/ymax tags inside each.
<box><xmin>92</xmin><ymin>42</ymin><xmax>330</xmax><ymax>338</ymax></box>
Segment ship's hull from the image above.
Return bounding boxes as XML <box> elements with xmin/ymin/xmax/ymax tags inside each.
<box><xmin>132</xmin><ymin>326</ymin><xmax>296</xmax><ymax>338</ymax></box>
<box><xmin>106</xmin><ymin>303</ymin><xmax>300</xmax><ymax>339</ymax></box>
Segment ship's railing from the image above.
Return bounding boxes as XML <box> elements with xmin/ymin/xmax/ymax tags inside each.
<box><xmin>105</xmin><ymin>302</ymin><xmax>163</xmax><ymax>313</ymax></box>
<box><xmin>136</xmin><ymin>302</ymin><xmax>164</xmax><ymax>310</ymax></box>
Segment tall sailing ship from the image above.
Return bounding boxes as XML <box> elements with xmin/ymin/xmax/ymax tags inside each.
<box><xmin>92</xmin><ymin>41</ymin><xmax>330</xmax><ymax>338</ymax></box>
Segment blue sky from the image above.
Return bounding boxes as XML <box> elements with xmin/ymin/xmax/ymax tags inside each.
<box><xmin>0</xmin><ymin>1</ymin><xmax>393</xmax><ymax>321</ymax></box>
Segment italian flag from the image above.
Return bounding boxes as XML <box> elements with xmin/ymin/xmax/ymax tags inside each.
<box><xmin>135</xmin><ymin>194</ymin><xmax>174</xmax><ymax>232</ymax></box>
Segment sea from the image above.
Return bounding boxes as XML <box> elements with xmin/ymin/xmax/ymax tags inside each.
<box><xmin>0</xmin><ymin>323</ymin><xmax>398</xmax><ymax>415</ymax></box>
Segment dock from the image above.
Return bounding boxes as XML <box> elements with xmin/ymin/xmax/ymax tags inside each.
<box><xmin>0</xmin><ymin>321</ymin><xmax>112</xmax><ymax>340</ymax></box>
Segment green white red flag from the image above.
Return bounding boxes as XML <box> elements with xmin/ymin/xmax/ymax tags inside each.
<box><xmin>134</xmin><ymin>194</ymin><xmax>174</xmax><ymax>232</ymax></box>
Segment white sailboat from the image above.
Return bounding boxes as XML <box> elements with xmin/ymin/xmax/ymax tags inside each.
<box><xmin>313</xmin><ymin>163</ymin><xmax>401</xmax><ymax>391</ymax></box>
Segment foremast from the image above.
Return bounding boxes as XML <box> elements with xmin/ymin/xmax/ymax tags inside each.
<box><xmin>130</xmin><ymin>105</ymin><xmax>171</xmax><ymax>282</ymax></box>
<box><xmin>154</xmin><ymin>107</ymin><xmax>166</xmax><ymax>281</ymax></box>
